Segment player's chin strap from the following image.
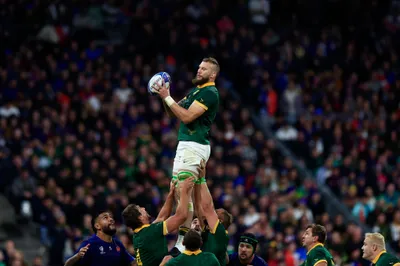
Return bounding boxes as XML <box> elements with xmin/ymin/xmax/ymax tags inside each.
<box><xmin>239</xmin><ymin>236</ymin><xmax>258</xmax><ymax>254</ymax></box>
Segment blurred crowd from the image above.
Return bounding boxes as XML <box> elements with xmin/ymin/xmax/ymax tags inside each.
<box><xmin>0</xmin><ymin>0</ymin><xmax>398</xmax><ymax>266</ymax></box>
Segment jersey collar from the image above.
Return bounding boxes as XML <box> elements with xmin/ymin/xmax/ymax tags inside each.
<box><xmin>183</xmin><ymin>249</ymin><xmax>202</xmax><ymax>256</ymax></box>
<box><xmin>133</xmin><ymin>224</ymin><xmax>150</xmax><ymax>233</ymax></box>
<box><xmin>372</xmin><ymin>250</ymin><xmax>386</xmax><ymax>264</ymax></box>
<box><xmin>307</xmin><ymin>243</ymin><xmax>324</xmax><ymax>255</ymax></box>
<box><xmin>197</xmin><ymin>82</ymin><xmax>215</xmax><ymax>89</ymax></box>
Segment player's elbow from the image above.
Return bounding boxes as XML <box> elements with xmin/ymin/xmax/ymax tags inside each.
<box><xmin>181</xmin><ymin>116</ymin><xmax>193</xmax><ymax>124</ymax></box>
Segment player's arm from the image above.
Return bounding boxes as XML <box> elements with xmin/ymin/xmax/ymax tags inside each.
<box><xmin>160</xmin><ymin>255</ymin><xmax>173</xmax><ymax>266</ymax></box>
<box><xmin>64</xmin><ymin>242</ymin><xmax>90</xmax><ymax>266</ymax></box>
<box><xmin>165</xmin><ymin>98</ymin><xmax>206</xmax><ymax>124</ymax></box>
<box><xmin>194</xmin><ymin>181</ymin><xmax>206</xmax><ymax>228</ymax></box>
<box><xmin>153</xmin><ymin>181</ymin><xmax>176</xmax><ymax>223</ymax></box>
<box><xmin>156</xmin><ymin>80</ymin><xmax>212</xmax><ymax>124</ymax></box>
<box><xmin>163</xmin><ymin>98</ymin><xmax>185</xmax><ymax>118</ymax></box>
<box><xmin>164</xmin><ymin>178</ymin><xmax>194</xmax><ymax>234</ymax></box>
<box><xmin>197</xmin><ymin>161</ymin><xmax>219</xmax><ymax>233</ymax></box>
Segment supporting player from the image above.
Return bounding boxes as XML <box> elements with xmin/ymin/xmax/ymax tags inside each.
<box><xmin>159</xmin><ymin>229</ymin><xmax>220</xmax><ymax>266</ymax></box>
<box><xmin>64</xmin><ymin>211</ymin><xmax>135</xmax><ymax>266</ymax></box>
<box><xmin>301</xmin><ymin>224</ymin><xmax>334</xmax><ymax>266</ymax></box>
<box><xmin>194</xmin><ymin>161</ymin><xmax>232</xmax><ymax>265</ymax></box>
<box><xmin>122</xmin><ymin>178</ymin><xmax>194</xmax><ymax>266</ymax></box>
<box><xmin>228</xmin><ymin>233</ymin><xmax>268</xmax><ymax>266</ymax></box>
<box><xmin>153</xmin><ymin>57</ymin><xmax>220</xmax><ymax>252</ymax></box>
<box><xmin>362</xmin><ymin>232</ymin><xmax>400</xmax><ymax>265</ymax></box>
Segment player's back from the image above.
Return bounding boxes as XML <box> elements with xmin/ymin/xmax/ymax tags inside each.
<box><xmin>202</xmin><ymin>222</ymin><xmax>229</xmax><ymax>265</ymax></box>
<box><xmin>133</xmin><ymin>222</ymin><xmax>168</xmax><ymax>266</ymax></box>
<box><xmin>374</xmin><ymin>251</ymin><xmax>400</xmax><ymax>265</ymax></box>
<box><xmin>166</xmin><ymin>251</ymin><xmax>220</xmax><ymax>266</ymax></box>
<box><xmin>303</xmin><ymin>244</ymin><xmax>334</xmax><ymax>266</ymax></box>
<box><xmin>178</xmin><ymin>83</ymin><xmax>219</xmax><ymax>145</ymax></box>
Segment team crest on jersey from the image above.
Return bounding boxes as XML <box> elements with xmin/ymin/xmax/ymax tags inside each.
<box><xmin>116</xmin><ymin>246</ymin><xmax>121</xmax><ymax>252</ymax></box>
<box><xmin>99</xmin><ymin>246</ymin><xmax>105</xmax><ymax>254</ymax></box>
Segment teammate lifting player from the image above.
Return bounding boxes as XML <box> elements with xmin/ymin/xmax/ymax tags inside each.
<box><xmin>122</xmin><ymin>178</ymin><xmax>194</xmax><ymax>266</ymax></box>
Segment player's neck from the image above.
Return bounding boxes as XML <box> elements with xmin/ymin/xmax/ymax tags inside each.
<box><xmin>97</xmin><ymin>232</ymin><xmax>113</xmax><ymax>243</ymax></box>
<box><xmin>307</xmin><ymin>242</ymin><xmax>322</xmax><ymax>252</ymax></box>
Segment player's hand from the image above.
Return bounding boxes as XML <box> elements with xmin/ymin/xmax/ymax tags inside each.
<box><xmin>196</xmin><ymin>160</ymin><xmax>206</xmax><ymax>178</ymax></box>
<box><xmin>180</xmin><ymin>177</ymin><xmax>195</xmax><ymax>193</ymax></box>
<box><xmin>160</xmin><ymin>255</ymin><xmax>173</xmax><ymax>266</ymax></box>
<box><xmin>78</xmin><ymin>244</ymin><xmax>90</xmax><ymax>258</ymax></box>
<box><xmin>153</xmin><ymin>79</ymin><xmax>170</xmax><ymax>99</ymax></box>
<box><xmin>169</xmin><ymin>180</ymin><xmax>177</xmax><ymax>195</ymax></box>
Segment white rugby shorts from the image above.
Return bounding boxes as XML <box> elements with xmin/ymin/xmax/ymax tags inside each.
<box><xmin>172</xmin><ymin>141</ymin><xmax>211</xmax><ymax>177</ymax></box>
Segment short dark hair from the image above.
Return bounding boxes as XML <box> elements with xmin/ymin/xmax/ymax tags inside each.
<box><xmin>91</xmin><ymin>210</ymin><xmax>112</xmax><ymax>233</ymax></box>
<box><xmin>122</xmin><ymin>204</ymin><xmax>143</xmax><ymax>230</ymax></box>
<box><xmin>217</xmin><ymin>208</ymin><xmax>233</xmax><ymax>229</ymax></box>
<box><xmin>183</xmin><ymin>229</ymin><xmax>203</xmax><ymax>251</ymax></box>
<box><xmin>306</xmin><ymin>224</ymin><xmax>327</xmax><ymax>244</ymax></box>
<box><xmin>202</xmin><ymin>57</ymin><xmax>220</xmax><ymax>74</ymax></box>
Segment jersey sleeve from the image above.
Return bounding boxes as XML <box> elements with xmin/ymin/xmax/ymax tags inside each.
<box><xmin>150</xmin><ymin>221</ymin><xmax>168</xmax><ymax>236</ymax></box>
<box><xmin>194</xmin><ymin>89</ymin><xmax>218</xmax><ymax>111</ymax></box>
<box><xmin>115</xmin><ymin>239</ymin><xmax>135</xmax><ymax>264</ymax></box>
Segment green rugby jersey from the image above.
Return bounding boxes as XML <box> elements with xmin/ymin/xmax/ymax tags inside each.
<box><xmin>372</xmin><ymin>251</ymin><xmax>400</xmax><ymax>266</ymax></box>
<box><xmin>177</xmin><ymin>82</ymin><xmax>219</xmax><ymax>145</ymax></box>
<box><xmin>133</xmin><ymin>222</ymin><xmax>168</xmax><ymax>266</ymax></box>
<box><xmin>302</xmin><ymin>243</ymin><xmax>334</xmax><ymax>266</ymax></box>
<box><xmin>202</xmin><ymin>222</ymin><xmax>229</xmax><ymax>266</ymax></box>
<box><xmin>165</xmin><ymin>250</ymin><xmax>220</xmax><ymax>266</ymax></box>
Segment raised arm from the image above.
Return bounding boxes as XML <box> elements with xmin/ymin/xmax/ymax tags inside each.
<box><xmin>197</xmin><ymin>161</ymin><xmax>219</xmax><ymax>232</ymax></box>
<box><xmin>153</xmin><ymin>181</ymin><xmax>176</xmax><ymax>223</ymax></box>
<box><xmin>164</xmin><ymin>178</ymin><xmax>195</xmax><ymax>233</ymax></box>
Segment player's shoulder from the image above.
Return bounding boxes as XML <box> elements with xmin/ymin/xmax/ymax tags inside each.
<box><xmin>85</xmin><ymin>234</ymin><xmax>100</xmax><ymax>244</ymax></box>
<box><xmin>202</xmin><ymin>251</ymin><xmax>217</xmax><ymax>257</ymax></box>
<box><xmin>254</xmin><ymin>254</ymin><xmax>268</xmax><ymax>265</ymax></box>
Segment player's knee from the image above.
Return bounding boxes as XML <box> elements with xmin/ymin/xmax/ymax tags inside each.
<box><xmin>177</xmin><ymin>171</ymin><xmax>195</xmax><ymax>181</ymax></box>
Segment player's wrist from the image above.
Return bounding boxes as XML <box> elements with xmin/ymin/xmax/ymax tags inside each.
<box><xmin>164</xmin><ymin>96</ymin><xmax>175</xmax><ymax>107</ymax></box>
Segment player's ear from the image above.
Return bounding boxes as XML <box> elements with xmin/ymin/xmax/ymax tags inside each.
<box><xmin>95</xmin><ymin>222</ymin><xmax>101</xmax><ymax>231</ymax></box>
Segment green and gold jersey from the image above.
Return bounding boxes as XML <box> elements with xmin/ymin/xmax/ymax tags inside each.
<box><xmin>178</xmin><ymin>82</ymin><xmax>219</xmax><ymax>145</ymax></box>
<box><xmin>202</xmin><ymin>222</ymin><xmax>229</xmax><ymax>266</ymax></box>
<box><xmin>132</xmin><ymin>222</ymin><xmax>168</xmax><ymax>266</ymax></box>
<box><xmin>302</xmin><ymin>243</ymin><xmax>334</xmax><ymax>266</ymax></box>
<box><xmin>165</xmin><ymin>250</ymin><xmax>220</xmax><ymax>266</ymax></box>
<box><xmin>372</xmin><ymin>251</ymin><xmax>400</xmax><ymax>266</ymax></box>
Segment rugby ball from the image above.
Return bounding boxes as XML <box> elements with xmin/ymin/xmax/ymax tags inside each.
<box><xmin>147</xmin><ymin>72</ymin><xmax>171</xmax><ymax>95</ymax></box>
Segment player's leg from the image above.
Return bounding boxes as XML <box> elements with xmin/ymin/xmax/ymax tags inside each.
<box><xmin>172</xmin><ymin>143</ymin><xmax>210</xmax><ymax>252</ymax></box>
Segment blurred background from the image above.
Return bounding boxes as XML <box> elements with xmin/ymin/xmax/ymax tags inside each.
<box><xmin>0</xmin><ymin>0</ymin><xmax>399</xmax><ymax>265</ymax></box>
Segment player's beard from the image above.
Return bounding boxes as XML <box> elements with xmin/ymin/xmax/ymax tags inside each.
<box><xmin>103</xmin><ymin>225</ymin><xmax>117</xmax><ymax>236</ymax></box>
<box><xmin>192</xmin><ymin>76</ymin><xmax>209</xmax><ymax>86</ymax></box>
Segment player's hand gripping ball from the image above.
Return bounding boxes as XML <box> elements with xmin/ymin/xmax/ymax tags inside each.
<box><xmin>147</xmin><ymin>72</ymin><xmax>171</xmax><ymax>95</ymax></box>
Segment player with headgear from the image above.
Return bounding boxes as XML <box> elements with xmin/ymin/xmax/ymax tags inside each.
<box><xmin>228</xmin><ymin>233</ymin><xmax>268</xmax><ymax>266</ymax></box>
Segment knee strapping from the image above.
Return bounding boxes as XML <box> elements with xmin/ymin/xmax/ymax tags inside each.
<box><xmin>177</xmin><ymin>171</ymin><xmax>195</xmax><ymax>181</ymax></box>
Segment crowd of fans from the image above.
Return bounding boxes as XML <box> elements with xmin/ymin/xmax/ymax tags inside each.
<box><xmin>0</xmin><ymin>0</ymin><xmax>399</xmax><ymax>266</ymax></box>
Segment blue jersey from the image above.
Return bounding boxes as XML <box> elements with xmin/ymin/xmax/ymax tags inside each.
<box><xmin>73</xmin><ymin>234</ymin><xmax>134</xmax><ymax>266</ymax></box>
<box><xmin>228</xmin><ymin>253</ymin><xmax>268</xmax><ymax>266</ymax></box>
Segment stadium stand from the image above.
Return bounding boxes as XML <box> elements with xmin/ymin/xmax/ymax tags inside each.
<box><xmin>0</xmin><ymin>0</ymin><xmax>398</xmax><ymax>266</ymax></box>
